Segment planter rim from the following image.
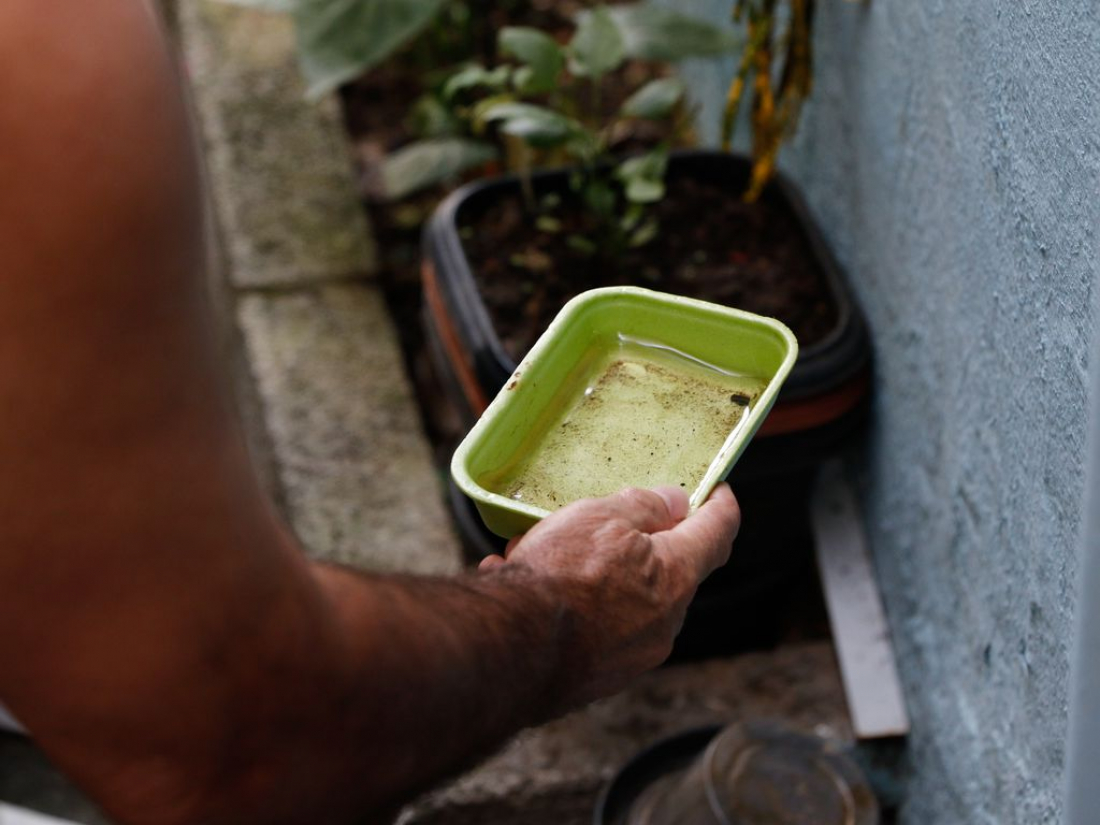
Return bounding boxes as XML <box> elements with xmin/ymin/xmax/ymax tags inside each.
<box><xmin>426</xmin><ymin>149</ymin><xmax>869</xmax><ymax>402</ymax></box>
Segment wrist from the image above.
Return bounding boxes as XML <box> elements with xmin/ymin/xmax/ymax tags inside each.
<box><xmin>476</xmin><ymin>564</ymin><xmax>592</xmax><ymax>717</ymax></box>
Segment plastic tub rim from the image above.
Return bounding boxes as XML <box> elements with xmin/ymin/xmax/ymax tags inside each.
<box><xmin>450</xmin><ymin>286</ymin><xmax>798</xmax><ymax>533</ymax></box>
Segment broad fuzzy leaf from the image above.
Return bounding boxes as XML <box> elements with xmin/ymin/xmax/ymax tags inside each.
<box><xmin>621</xmin><ymin>78</ymin><xmax>686</xmax><ymax>120</ymax></box>
<box><xmin>294</xmin><ymin>0</ymin><xmax>448</xmax><ymax>99</ymax></box>
<box><xmin>381</xmin><ymin>138</ymin><xmax>496</xmax><ymax>200</ymax></box>
<box><xmin>568</xmin><ymin>6</ymin><xmax>625</xmax><ymax>79</ymax></box>
<box><xmin>594</xmin><ymin>6</ymin><xmax>742</xmax><ymax>62</ymax></box>
<box><xmin>499</xmin><ymin>27</ymin><xmax>565</xmax><ymax>93</ymax></box>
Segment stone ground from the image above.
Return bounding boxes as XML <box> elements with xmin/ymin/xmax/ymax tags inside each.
<box><xmin>0</xmin><ymin>3</ymin><xmax>852</xmax><ymax>822</ymax></box>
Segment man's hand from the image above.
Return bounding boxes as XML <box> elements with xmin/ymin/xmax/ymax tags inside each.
<box><xmin>479</xmin><ymin>484</ymin><xmax>740</xmax><ymax>707</ymax></box>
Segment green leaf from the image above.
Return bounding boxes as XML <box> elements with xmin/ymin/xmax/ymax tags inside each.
<box><xmin>380</xmin><ymin>138</ymin><xmax>497</xmax><ymax>200</ymax></box>
<box><xmin>566</xmin><ymin>234</ymin><xmax>598</xmax><ymax>255</ymax></box>
<box><xmin>598</xmin><ymin>5</ymin><xmax>742</xmax><ymax>62</ymax></box>
<box><xmin>568</xmin><ymin>6</ymin><xmax>625</xmax><ymax>79</ymax></box>
<box><xmin>407</xmin><ymin>94</ymin><xmax>462</xmax><ymax>138</ymax></box>
<box><xmin>616</xmin><ymin>151</ymin><xmax>668</xmax><ymax>182</ymax></box>
<box><xmin>536</xmin><ymin>215</ymin><xmax>563</xmax><ymax>233</ymax></box>
<box><xmin>443</xmin><ymin>64</ymin><xmax>512</xmax><ymax>100</ymax></box>
<box><xmin>294</xmin><ymin>0</ymin><xmax>448</xmax><ymax>100</ymax></box>
<box><xmin>623</xmin><ymin>177</ymin><xmax>664</xmax><ymax>203</ymax></box>
<box><xmin>480</xmin><ymin>102</ymin><xmax>584</xmax><ymax>148</ymax></box>
<box><xmin>581</xmin><ymin>178</ymin><xmax>617</xmax><ymax>218</ymax></box>
<box><xmin>629</xmin><ymin>218</ymin><xmax>659</xmax><ymax>248</ymax></box>
<box><xmin>621</xmin><ymin>78</ymin><xmax>686</xmax><ymax>120</ymax></box>
<box><xmin>616</xmin><ymin>149</ymin><xmax>669</xmax><ymax>204</ymax></box>
<box><xmin>499</xmin><ymin>27</ymin><xmax>565</xmax><ymax>93</ymax></box>
<box><xmin>512</xmin><ymin>66</ymin><xmax>534</xmax><ymax>91</ymax></box>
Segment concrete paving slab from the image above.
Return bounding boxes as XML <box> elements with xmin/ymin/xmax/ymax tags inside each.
<box><xmin>400</xmin><ymin>641</ymin><xmax>850</xmax><ymax>824</ymax></box>
<box><xmin>237</xmin><ymin>285</ymin><xmax>462</xmax><ymax>574</ymax></box>
<box><xmin>178</xmin><ymin>1</ymin><xmax>376</xmax><ymax>289</ymax></box>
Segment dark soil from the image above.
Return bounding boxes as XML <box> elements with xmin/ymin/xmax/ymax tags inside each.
<box><xmin>460</xmin><ymin>176</ymin><xmax>840</xmax><ymax>362</ymax></box>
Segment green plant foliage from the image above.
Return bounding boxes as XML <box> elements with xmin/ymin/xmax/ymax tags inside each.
<box><xmin>499</xmin><ymin>27</ymin><xmax>565</xmax><ymax>94</ymax></box>
<box><xmin>479</xmin><ymin>102</ymin><xmax>586</xmax><ymax>150</ymax></box>
<box><xmin>406</xmin><ymin>94</ymin><xmax>464</xmax><ymax>139</ymax></box>
<box><xmin>620</xmin><ymin>78</ymin><xmax>686</xmax><ymax>120</ymax></box>
<box><xmin>616</xmin><ymin>150</ymin><xmax>669</xmax><ymax>204</ymax></box>
<box><xmin>567</xmin><ymin>6</ymin><xmax>625</xmax><ymax>79</ymax></box>
<box><xmin>380</xmin><ymin>137</ymin><xmax>496</xmax><ymax>201</ymax></box>
<box><xmin>583</xmin><ymin>5</ymin><xmax>743</xmax><ymax>62</ymax></box>
<box><xmin>292</xmin><ymin>0</ymin><xmax>449</xmax><ymax>99</ymax></box>
<box><xmin>440</xmin><ymin>5</ymin><xmax>739</xmax><ymax>258</ymax></box>
<box><xmin>367</xmin><ymin>3</ymin><xmax>737</xmax><ymax>234</ymax></box>
<box><xmin>443</xmin><ymin>65</ymin><xmax>513</xmax><ymax>101</ymax></box>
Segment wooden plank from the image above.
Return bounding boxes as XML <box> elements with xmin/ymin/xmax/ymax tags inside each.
<box><xmin>811</xmin><ymin>461</ymin><xmax>910</xmax><ymax>739</ymax></box>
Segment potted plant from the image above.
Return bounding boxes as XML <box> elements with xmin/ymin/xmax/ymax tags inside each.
<box><xmin>421</xmin><ymin>4</ymin><xmax>870</xmax><ymax>477</ymax></box>
<box><xmin>421</xmin><ymin>4</ymin><xmax>870</xmax><ymax>656</ymax></box>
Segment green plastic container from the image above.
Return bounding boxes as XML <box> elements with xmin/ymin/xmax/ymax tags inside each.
<box><xmin>451</xmin><ymin>287</ymin><xmax>798</xmax><ymax>537</ymax></box>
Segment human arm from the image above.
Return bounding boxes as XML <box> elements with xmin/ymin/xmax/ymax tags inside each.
<box><xmin>0</xmin><ymin>2</ymin><xmax>740</xmax><ymax>823</ymax></box>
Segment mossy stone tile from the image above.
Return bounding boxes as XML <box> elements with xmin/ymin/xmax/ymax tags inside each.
<box><xmin>237</xmin><ymin>285</ymin><xmax>461</xmax><ymax>575</ymax></box>
<box><xmin>179</xmin><ymin>1</ymin><xmax>376</xmax><ymax>288</ymax></box>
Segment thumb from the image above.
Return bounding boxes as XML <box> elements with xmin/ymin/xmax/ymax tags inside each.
<box><xmin>654</xmin><ymin>483</ymin><xmax>740</xmax><ymax>581</ymax></box>
<box><xmin>604</xmin><ymin>485</ymin><xmax>690</xmax><ymax>534</ymax></box>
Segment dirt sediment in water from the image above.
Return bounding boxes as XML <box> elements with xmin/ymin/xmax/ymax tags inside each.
<box><xmin>486</xmin><ymin>345</ymin><xmax>765</xmax><ymax>511</ymax></box>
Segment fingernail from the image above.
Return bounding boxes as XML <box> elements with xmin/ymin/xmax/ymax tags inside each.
<box><xmin>651</xmin><ymin>485</ymin><xmax>690</xmax><ymax>521</ymax></box>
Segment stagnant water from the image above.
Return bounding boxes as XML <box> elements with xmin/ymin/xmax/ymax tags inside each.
<box><xmin>482</xmin><ymin>337</ymin><xmax>766</xmax><ymax>512</ymax></box>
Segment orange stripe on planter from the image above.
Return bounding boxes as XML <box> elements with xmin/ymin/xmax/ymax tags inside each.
<box><xmin>422</xmin><ymin>261</ymin><xmax>490</xmax><ymax>415</ymax></box>
<box><xmin>758</xmin><ymin>369</ymin><xmax>871</xmax><ymax>436</ymax></box>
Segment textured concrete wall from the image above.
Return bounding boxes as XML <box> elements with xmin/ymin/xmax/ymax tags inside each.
<box><xmin>662</xmin><ymin>1</ymin><xmax>1100</xmax><ymax>822</ymax></box>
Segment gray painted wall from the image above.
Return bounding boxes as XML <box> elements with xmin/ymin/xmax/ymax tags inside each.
<box><xmin>661</xmin><ymin>1</ymin><xmax>1100</xmax><ymax>822</ymax></box>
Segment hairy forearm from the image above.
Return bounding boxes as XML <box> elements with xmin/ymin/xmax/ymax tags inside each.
<box><xmin>163</xmin><ymin>561</ymin><xmax>572</xmax><ymax>825</ymax></box>
<box><xmin>7</xmin><ymin>538</ymin><xmax>574</xmax><ymax>825</ymax></box>
<box><xmin>307</xmin><ymin>564</ymin><xmax>568</xmax><ymax>815</ymax></box>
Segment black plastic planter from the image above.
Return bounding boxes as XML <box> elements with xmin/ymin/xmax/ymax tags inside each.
<box><xmin>423</xmin><ymin>150</ymin><xmax>872</xmax><ymax>482</ymax></box>
<box><xmin>424</xmin><ymin>150</ymin><xmax>870</xmax><ymax>657</ymax></box>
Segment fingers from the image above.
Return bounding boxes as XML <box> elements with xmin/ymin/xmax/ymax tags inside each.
<box><xmin>606</xmin><ymin>486</ymin><xmax>690</xmax><ymax>534</ymax></box>
<box><xmin>654</xmin><ymin>483</ymin><xmax>740</xmax><ymax>582</ymax></box>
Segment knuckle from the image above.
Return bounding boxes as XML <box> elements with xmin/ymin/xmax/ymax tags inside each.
<box><xmin>616</xmin><ymin>487</ymin><xmax>654</xmax><ymax>510</ymax></box>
